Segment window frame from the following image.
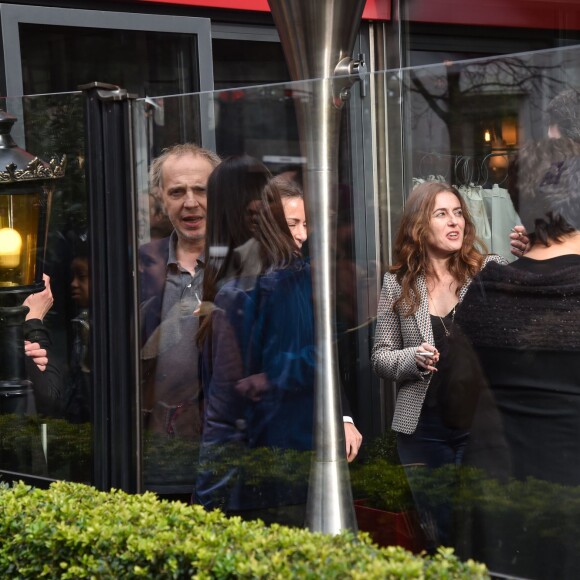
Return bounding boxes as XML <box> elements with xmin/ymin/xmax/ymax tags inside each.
<box><xmin>0</xmin><ymin>4</ymin><xmax>214</xmax><ymax>147</ymax></box>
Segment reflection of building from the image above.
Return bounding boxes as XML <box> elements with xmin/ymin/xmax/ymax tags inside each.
<box><xmin>2</xmin><ymin>0</ymin><xmax>580</xmax><ymax>570</ymax></box>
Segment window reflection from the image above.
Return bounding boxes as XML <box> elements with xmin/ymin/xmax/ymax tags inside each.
<box><xmin>6</xmin><ymin>40</ymin><xmax>580</xmax><ymax>578</ymax></box>
<box><xmin>369</xmin><ymin>49</ymin><xmax>580</xmax><ymax>578</ymax></box>
<box><xmin>64</xmin><ymin>241</ymin><xmax>91</xmax><ymax>425</ymax></box>
<box><xmin>195</xmin><ymin>157</ymin><xmax>314</xmax><ymax>525</ymax></box>
<box><xmin>0</xmin><ymin>94</ymin><xmax>92</xmax><ymax>482</ymax></box>
<box><xmin>139</xmin><ymin>144</ymin><xmax>219</xmax><ymax>494</ymax></box>
<box><xmin>136</xmin><ymin>86</ymin><xmax>364</xmax><ymax>510</ymax></box>
<box><xmin>20</xmin><ymin>25</ymin><xmax>199</xmax><ymax>97</ymax></box>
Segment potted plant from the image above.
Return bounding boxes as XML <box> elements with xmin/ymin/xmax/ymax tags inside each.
<box><xmin>349</xmin><ymin>431</ymin><xmax>425</xmax><ymax>552</ymax></box>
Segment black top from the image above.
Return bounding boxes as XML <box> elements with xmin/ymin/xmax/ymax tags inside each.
<box><xmin>509</xmin><ymin>253</ymin><xmax>580</xmax><ymax>274</ymax></box>
<box><xmin>455</xmin><ymin>255</ymin><xmax>580</xmax><ymax>352</ymax></box>
<box><xmin>456</xmin><ymin>253</ymin><xmax>580</xmax><ymax>483</ymax></box>
<box><xmin>425</xmin><ymin>312</ymin><xmax>453</xmax><ymax>408</ymax></box>
<box><xmin>453</xmin><ymin>253</ymin><xmax>580</xmax><ymax>579</ymax></box>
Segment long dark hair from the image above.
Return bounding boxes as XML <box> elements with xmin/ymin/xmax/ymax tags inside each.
<box><xmin>197</xmin><ymin>156</ymin><xmax>298</xmax><ymax>347</ymax></box>
<box><xmin>390</xmin><ymin>181</ymin><xmax>484</xmax><ymax>316</ymax></box>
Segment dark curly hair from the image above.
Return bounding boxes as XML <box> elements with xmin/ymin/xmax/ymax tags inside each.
<box><xmin>547</xmin><ymin>89</ymin><xmax>580</xmax><ymax>143</ymax></box>
<box><xmin>516</xmin><ymin>138</ymin><xmax>580</xmax><ymax>246</ymax></box>
<box><xmin>535</xmin><ymin>156</ymin><xmax>580</xmax><ymax>245</ymax></box>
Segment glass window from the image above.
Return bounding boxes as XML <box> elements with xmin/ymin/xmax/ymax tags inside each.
<box><xmin>133</xmin><ymin>70</ymin><xmax>364</xmax><ymax>519</ymax></box>
<box><xmin>19</xmin><ymin>24</ymin><xmax>200</xmax><ymax>97</ymax></box>
<box><xmin>366</xmin><ymin>44</ymin><xmax>580</xmax><ymax>578</ymax></box>
<box><xmin>212</xmin><ymin>39</ymin><xmax>289</xmax><ymax>90</ymax></box>
<box><xmin>7</xmin><ymin>17</ymin><xmax>580</xmax><ymax>577</ymax></box>
<box><xmin>0</xmin><ymin>92</ymin><xmax>91</xmax><ymax>483</ymax></box>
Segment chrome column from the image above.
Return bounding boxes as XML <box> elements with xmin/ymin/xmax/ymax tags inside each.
<box><xmin>267</xmin><ymin>0</ymin><xmax>366</xmax><ymax>534</ymax></box>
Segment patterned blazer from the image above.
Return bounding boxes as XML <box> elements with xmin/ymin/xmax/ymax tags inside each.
<box><xmin>371</xmin><ymin>254</ymin><xmax>506</xmax><ymax>435</ymax></box>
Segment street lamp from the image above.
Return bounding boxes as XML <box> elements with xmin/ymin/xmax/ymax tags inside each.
<box><xmin>0</xmin><ymin>109</ymin><xmax>65</xmax><ymax>413</ymax></box>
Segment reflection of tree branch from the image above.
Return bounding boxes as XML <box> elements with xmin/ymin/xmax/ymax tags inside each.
<box><xmin>459</xmin><ymin>59</ymin><xmax>564</xmax><ymax>95</ymax></box>
<box><xmin>407</xmin><ymin>56</ymin><xmax>568</xmax><ymax>142</ymax></box>
<box><xmin>410</xmin><ymin>70</ymin><xmax>450</xmax><ymax>125</ymax></box>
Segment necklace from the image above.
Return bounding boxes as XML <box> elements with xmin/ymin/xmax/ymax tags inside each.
<box><xmin>437</xmin><ymin>305</ymin><xmax>456</xmax><ymax>337</ymax></box>
<box><xmin>428</xmin><ymin>290</ymin><xmax>457</xmax><ymax>337</ymax></box>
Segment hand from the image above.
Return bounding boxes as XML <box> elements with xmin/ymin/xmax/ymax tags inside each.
<box><xmin>415</xmin><ymin>343</ymin><xmax>439</xmax><ymax>373</ymax></box>
<box><xmin>235</xmin><ymin>373</ymin><xmax>270</xmax><ymax>401</ymax></box>
<box><xmin>510</xmin><ymin>225</ymin><xmax>530</xmax><ymax>257</ymax></box>
<box><xmin>24</xmin><ymin>340</ymin><xmax>48</xmax><ymax>372</ymax></box>
<box><xmin>23</xmin><ymin>274</ymin><xmax>53</xmax><ymax>321</ymax></box>
<box><xmin>344</xmin><ymin>422</ymin><xmax>362</xmax><ymax>463</ymax></box>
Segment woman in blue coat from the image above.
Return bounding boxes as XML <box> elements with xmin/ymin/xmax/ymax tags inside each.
<box><xmin>195</xmin><ymin>156</ymin><xmax>314</xmax><ymax>523</ymax></box>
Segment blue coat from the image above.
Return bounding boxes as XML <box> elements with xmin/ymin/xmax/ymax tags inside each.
<box><xmin>196</xmin><ymin>259</ymin><xmax>315</xmax><ymax>511</ymax></box>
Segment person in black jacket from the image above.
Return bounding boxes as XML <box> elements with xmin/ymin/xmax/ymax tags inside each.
<box><xmin>453</xmin><ymin>142</ymin><xmax>580</xmax><ymax>579</ymax></box>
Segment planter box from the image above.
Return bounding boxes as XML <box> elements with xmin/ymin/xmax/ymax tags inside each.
<box><xmin>354</xmin><ymin>499</ymin><xmax>425</xmax><ymax>553</ymax></box>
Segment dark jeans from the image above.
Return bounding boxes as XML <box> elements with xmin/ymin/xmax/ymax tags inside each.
<box><xmin>397</xmin><ymin>405</ymin><xmax>469</xmax><ymax>551</ymax></box>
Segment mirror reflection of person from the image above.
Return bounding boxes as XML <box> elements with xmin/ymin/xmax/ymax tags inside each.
<box><xmin>139</xmin><ymin>144</ymin><xmax>221</xmax><ymax>485</ymax></box>
<box><xmin>271</xmin><ymin>175</ymin><xmax>307</xmax><ymax>249</ymax></box>
<box><xmin>371</xmin><ymin>181</ymin><xmax>506</xmax><ymax>551</ymax></box>
<box><xmin>271</xmin><ymin>173</ymin><xmax>363</xmax><ymax>462</ymax></box>
<box><xmin>195</xmin><ymin>156</ymin><xmax>316</xmax><ymax>523</ymax></box>
<box><xmin>64</xmin><ymin>251</ymin><xmax>91</xmax><ymax>423</ymax></box>
<box><xmin>453</xmin><ymin>141</ymin><xmax>580</xmax><ymax>578</ymax></box>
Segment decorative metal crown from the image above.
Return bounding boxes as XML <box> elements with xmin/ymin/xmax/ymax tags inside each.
<box><xmin>0</xmin><ymin>154</ymin><xmax>66</xmax><ymax>184</ymax></box>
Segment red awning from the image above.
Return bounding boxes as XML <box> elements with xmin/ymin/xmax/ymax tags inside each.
<box><xmin>132</xmin><ymin>0</ymin><xmax>580</xmax><ymax>30</ymax></box>
<box><xmin>405</xmin><ymin>0</ymin><xmax>580</xmax><ymax>30</ymax></box>
<box><xmin>134</xmin><ymin>0</ymin><xmax>391</xmax><ymax>21</ymax></box>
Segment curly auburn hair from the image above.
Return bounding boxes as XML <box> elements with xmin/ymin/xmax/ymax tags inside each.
<box><xmin>390</xmin><ymin>181</ymin><xmax>485</xmax><ymax>316</ymax></box>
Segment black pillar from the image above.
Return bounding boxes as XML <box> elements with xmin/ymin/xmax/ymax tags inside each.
<box><xmin>81</xmin><ymin>83</ymin><xmax>140</xmax><ymax>493</ymax></box>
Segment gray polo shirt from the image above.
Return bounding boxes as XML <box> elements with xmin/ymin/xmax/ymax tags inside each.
<box><xmin>151</xmin><ymin>232</ymin><xmax>204</xmax><ymax>408</ymax></box>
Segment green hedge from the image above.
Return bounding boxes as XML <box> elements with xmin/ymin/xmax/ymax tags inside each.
<box><xmin>0</xmin><ymin>481</ymin><xmax>487</xmax><ymax>579</ymax></box>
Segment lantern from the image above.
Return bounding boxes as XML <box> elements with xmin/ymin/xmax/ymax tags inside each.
<box><xmin>0</xmin><ymin>110</ymin><xmax>65</xmax><ymax>412</ymax></box>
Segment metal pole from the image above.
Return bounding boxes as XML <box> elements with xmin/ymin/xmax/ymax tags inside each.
<box><xmin>267</xmin><ymin>0</ymin><xmax>366</xmax><ymax>534</ymax></box>
<box><xmin>0</xmin><ymin>302</ymin><xmax>32</xmax><ymax>414</ymax></box>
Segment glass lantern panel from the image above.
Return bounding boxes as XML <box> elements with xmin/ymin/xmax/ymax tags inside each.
<box><xmin>0</xmin><ymin>190</ymin><xmax>42</xmax><ymax>287</ymax></box>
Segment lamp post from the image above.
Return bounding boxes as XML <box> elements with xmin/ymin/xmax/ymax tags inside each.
<box><xmin>0</xmin><ymin>110</ymin><xmax>64</xmax><ymax>413</ymax></box>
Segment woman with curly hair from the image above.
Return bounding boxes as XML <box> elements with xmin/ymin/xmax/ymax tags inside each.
<box><xmin>371</xmin><ymin>180</ymin><xmax>506</xmax><ymax>550</ymax></box>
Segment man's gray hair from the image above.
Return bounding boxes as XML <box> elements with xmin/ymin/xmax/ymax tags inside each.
<box><xmin>149</xmin><ymin>143</ymin><xmax>221</xmax><ymax>193</ymax></box>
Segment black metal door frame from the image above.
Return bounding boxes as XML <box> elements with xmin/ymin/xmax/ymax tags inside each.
<box><xmin>82</xmin><ymin>82</ymin><xmax>140</xmax><ymax>493</ymax></box>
